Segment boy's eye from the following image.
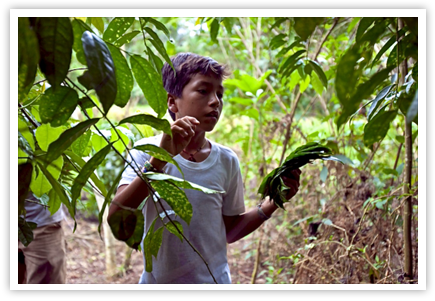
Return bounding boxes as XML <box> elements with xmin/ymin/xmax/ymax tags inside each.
<box><xmin>198</xmin><ymin>89</ymin><xmax>207</xmax><ymax>94</ymax></box>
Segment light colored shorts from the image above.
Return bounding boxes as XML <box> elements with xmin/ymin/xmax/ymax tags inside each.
<box><xmin>18</xmin><ymin>221</ymin><xmax>66</xmax><ymax>284</ymax></box>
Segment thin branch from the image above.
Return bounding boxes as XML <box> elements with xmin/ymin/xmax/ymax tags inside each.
<box><xmin>313</xmin><ymin>17</ymin><xmax>340</xmax><ymax>61</ymax></box>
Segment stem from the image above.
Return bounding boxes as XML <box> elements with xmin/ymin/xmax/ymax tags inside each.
<box><xmin>313</xmin><ymin>17</ymin><xmax>340</xmax><ymax>61</ymax></box>
<box><xmin>279</xmin><ymin>91</ymin><xmax>302</xmax><ymax>165</ymax></box>
<box><xmin>398</xmin><ymin>17</ymin><xmax>413</xmax><ymax>281</ymax></box>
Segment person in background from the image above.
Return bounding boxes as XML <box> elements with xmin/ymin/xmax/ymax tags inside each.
<box><xmin>18</xmin><ymin>192</ymin><xmax>66</xmax><ymax>284</ymax></box>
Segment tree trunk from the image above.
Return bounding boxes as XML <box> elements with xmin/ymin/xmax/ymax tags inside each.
<box><xmin>398</xmin><ymin>17</ymin><xmax>413</xmax><ymax>281</ymax></box>
<box><xmin>95</xmin><ymin>191</ymin><xmax>117</xmax><ymax>276</ymax></box>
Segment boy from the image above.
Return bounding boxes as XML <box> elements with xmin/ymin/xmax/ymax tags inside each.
<box><xmin>108</xmin><ymin>52</ymin><xmax>301</xmax><ymax>284</ymax></box>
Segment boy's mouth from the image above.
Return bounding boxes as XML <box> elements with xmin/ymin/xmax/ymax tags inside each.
<box><xmin>205</xmin><ymin>110</ymin><xmax>219</xmax><ymax>119</ymax></box>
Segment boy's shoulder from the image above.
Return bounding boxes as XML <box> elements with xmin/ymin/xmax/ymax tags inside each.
<box><xmin>133</xmin><ymin>134</ymin><xmax>163</xmax><ymax>147</ymax></box>
<box><xmin>211</xmin><ymin>140</ymin><xmax>239</xmax><ymax>161</ymax></box>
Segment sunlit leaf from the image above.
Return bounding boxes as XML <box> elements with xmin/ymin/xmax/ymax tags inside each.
<box><xmin>18</xmin><ymin>116</ymin><xmax>35</xmax><ymax>151</ymax></box>
<box><xmin>130</xmin><ymin>55</ymin><xmax>167</xmax><ymax>118</ymax></box>
<box><xmin>71</xmin><ymin>129</ymin><xmax>92</xmax><ymax>157</ymax></box>
<box><xmin>39</xmin><ymin>86</ymin><xmax>79</xmax><ymax>127</ymax></box>
<box><xmin>107</xmin><ymin>44</ymin><xmax>133</xmax><ymax>108</ymax></box>
<box><xmin>119</xmin><ymin>113</ymin><xmax>171</xmax><ymax>136</ymax></box>
<box><xmin>30</xmin><ymin>155</ymin><xmax>63</xmax><ymax>197</ymax></box>
<box><xmin>165</xmin><ymin>221</ymin><xmax>184</xmax><ymax>242</ymax></box>
<box><xmin>71</xmin><ymin>143</ymin><xmax>112</xmax><ymax>205</ymax></box>
<box><xmin>48</xmin><ymin>189</ymin><xmax>62</xmax><ymax>215</ymax></box>
<box><xmin>299</xmin><ymin>75</ymin><xmax>310</xmax><ymax>93</ymax></box>
<box><xmin>45</xmin><ymin>118</ymin><xmax>100</xmax><ymax>164</ymax></box>
<box><xmin>113</xmin><ymin>30</ymin><xmax>140</xmax><ymax>47</ymax></box>
<box><xmin>103</xmin><ymin>17</ymin><xmax>135</xmax><ymax>43</ymax></box>
<box><xmin>150</xmin><ymin>180</ymin><xmax>193</xmax><ymax>225</ymax></box>
<box><xmin>91</xmin><ymin>17</ymin><xmax>105</xmax><ymax>34</ymax></box>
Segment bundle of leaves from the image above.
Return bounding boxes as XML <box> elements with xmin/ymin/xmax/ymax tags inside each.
<box><xmin>258</xmin><ymin>142</ymin><xmax>344</xmax><ymax>209</ymax></box>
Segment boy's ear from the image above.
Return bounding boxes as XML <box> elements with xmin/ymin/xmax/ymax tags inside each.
<box><xmin>167</xmin><ymin>93</ymin><xmax>178</xmax><ymax>114</ymax></box>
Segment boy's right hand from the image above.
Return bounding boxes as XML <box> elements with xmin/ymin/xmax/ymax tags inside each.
<box><xmin>160</xmin><ymin>116</ymin><xmax>200</xmax><ymax>157</ymax></box>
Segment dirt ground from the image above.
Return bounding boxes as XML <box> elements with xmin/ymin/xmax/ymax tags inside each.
<box><xmin>63</xmin><ymin>215</ymin><xmax>260</xmax><ymax>284</ymax></box>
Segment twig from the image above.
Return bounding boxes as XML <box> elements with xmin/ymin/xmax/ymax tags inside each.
<box><xmin>250</xmin><ymin>226</ymin><xmax>264</xmax><ymax>284</ymax></box>
<box><xmin>313</xmin><ymin>18</ymin><xmax>340</xmax><ymax>61</ymax></box>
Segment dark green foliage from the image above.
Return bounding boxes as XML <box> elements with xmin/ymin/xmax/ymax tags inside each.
<box><xmin>18</xmin><ymin>163</ymin><xmax>33</xmax><ymax>216</ymax></box>
<box><xmin>258</xmin><ymin>142</ymin><xmax>344</xmax><ymax>209</ymax></box>
<box><xmin>108</xmin><ymin>208</ymin><xmax>144</xmax><ymax>250</ymax></box>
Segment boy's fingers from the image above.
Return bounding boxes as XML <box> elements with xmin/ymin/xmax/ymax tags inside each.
<box><xmin>186</xmin><ymin>116</ymin><xmax>200</xmax><ymax>125</ymax></box>
<box><xmin>171</xmin><ymin>125</ymin><xmax>190</xmax><ymax>137</ymax></box>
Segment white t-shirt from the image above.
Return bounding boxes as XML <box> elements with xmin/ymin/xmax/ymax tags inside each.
<box><xmin>118</xmin><ymin>135</ymin><xmax>245</xmax><ymax>284</ymax></box>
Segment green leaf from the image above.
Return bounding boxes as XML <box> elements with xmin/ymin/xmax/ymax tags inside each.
<box><xmin>36</xmin><ymin>159</ymin><xmax>73</xmax><ymax>218</ymax></box>
<box><xmin>228</xmin><ymin>97</ymin><xmax>254</xmax><ymax>106</ymax></box>
<box><xmin>130</xmin><ymin>55</ymin><xmax>167</xmax><ymax>118</ymax></box>
<box><xmin>19</xmin><ymin>216</ymin><xmax>37</xmax><ymax>247</ymax></box>
<box><xmin>294</xmin><ymin>17</ymin><xmax>324</xmax><ymax>41</ymax></box>
<box><xmin>210</xmin><ymin>18</ymin><xmax>220</xmax><ymax>43</ymax></box>
<box><xmin>335</xmin><ymin>45</ymin><xmax>361</xmax><ymax>110</ymax></box>
<box><xmin>91</xmin><ymin>131</ymin><xmax>109</xmax><ymax>153</ymax></box>
<box><xmin>144</xmin><ymin>27</ymin><xmax>174</xmax><ymax>72</ymax></box>
<box><xmin>35</xmin><ymin>17</ymin><xmax>74</xmax><ymax>87</ymax></box>
<box><xmin>45</xmin><ymin>118</ymin><xmax>100</xmax><ymax>164</ymax></box>
<box><xmin>150</xmin><ymin>180</ymin><xmax>193</xmax><ymax>225</ymax></box>
<box><xmin>110</xmin><ymin>127</ymin><xmax>129</xmax><ymax>154</ymax></box>
<box><xmin>269</xmin><ymin>33</ymin><xmax>287</xmax><ymax>50</ymax></box>
<box><xmin>119</xmin><ymin>113</ymin><xmax>171</xmax><ymax>136</ymax></box>
<box><xmin>35</xmin><ymin>123</ymin><xmax>64</xmax><ymax>152</ymax></box>
<box><xmin>30</xmin><ymin>155</ymin><xmax>63</xmax><ymax>197</ymax></box>
<box><xmin>356</xmin><ymin>17</ymin><xmax>377</xmax><ymax>43</ymax></box>
<box><xmin>48</xmin><ymin>189</ymin><xmax>62</xmax><ymax>215</ymax></box>
<box><xmin>108</xmin><ymin>209</ymin><xmax>144</xmax><ymax>250</ymax></box>
<box><xmin>91</xmin><ymin>17</ymin><xmax>105</xmax><ymax>34</ymax></box>
<box><xmin>107</xmin><ymin>44</ymin><xmax>134</xmax><ymax>108</ymax></box>
<box><xmin>39</xmin><ymin>86</ymin><xmax>79</xmax><ymax>127</ymax></box>
<box><xmin>367</xmin><ymin>84</ymin><xmax>395</xmax><ymax>120</ymax></box>
<box><xmin>363</xmin><ymin>109</ymin><xmax>397</xmax><ymax>147</ymax></box>
<box><xmin>299</xmin><ymin>75</ymin><xmax>310</xmax><ymax>93</ymax></box>
<box><xmin>81</xmin><ymin>31</ymin><xmax>117</xmax><ymax>114</ymax></box>
<box><xmin>134</xmin><ymin>144</ymin><xmax>183</xmax><ymax>175</ymax></box>
<box><xmin>18</xmin><ymin>17</ymin><xmax>39</xmax><ymax>102</ymax></box>
<box><xmin>103</xmin><ymin>17</ymin><xmax>135</xmax><ymax>43</ymax></box>
<box><xmin>113</xmin><ymin>30</ymin><xmax>140</xmax><ymax>47</ymax></box>
<box><xmin>308</xmin><ymin>60</ymin><xmax>328</xmax><ymax>88</ymax></box>
<box><xmin>165</xmin><ymin>221</ymin><xmax>184</xmax><ymax>242</ymax></box>
<box><xmin>279</xmin><ymin>50</ymin><xmax>306</xmax><ymax>74</ymax></box>
<box><xmin>144</xmin><ymin>172</ymin><xmax>225</xmax><ymax>194</ymax></box>
<box><xmin>64</xmin><ymin>150</ymin><xmax>107</xmax><ymax>197</ymax></box>
<box><xmin>71</xmin><ymin>129</ymin><xmax>92</xmax><ymax>157</ymax></box>
<box><xmin>147</xmin><ymin>45</ymin><xmax>164</xmax><ymax>75</ymax></box>
<box><xmin>412</xmin><ymin>62</ymin><xmax>418</xmax><ymax>82</ymax></box>
<box><xmin>311</xmin><ymin>72</ymin><xmax>324</xmax><ymax>95</ymax></box>
<box><xmin>357</xmin><ymin>18</ymin><xmax>386</xmax><ymax>46</ymax></box>
<box><xmin>371</xmin><ymin>28</ymin><xmax>406</xmax><ymax>68</ymax></box>
<box><xmin>147</xmin><ymin>18</ymin><xmax>171</xmax><ymax>40</ymax></box>
<box><xmin>71</xmin><ymin>143</ymin><xmax>112</xmax><ymax>206</ymax></box>
<box><xmin>18</xmin><ymin>116</ymin><xmax>35</xmax><ymax>151</ymax></box>
<box><xmin>331</xmin><ymin>154</ymin><xmax>353</xmax><ymax>165</ymax></box>
<box><xmin>72</xmin><ymin>19</ymin><xmax>93</xmax><ymax>65</ymax></box>
<box><xmin>143</xmin><ymin>218</ymin><xmax>164</xmax><ymax>272</ymax></box>
<box><xmin>18</xmin><ymin>163</ymin><xmax>33</xmax><ymax>215</ymax></box>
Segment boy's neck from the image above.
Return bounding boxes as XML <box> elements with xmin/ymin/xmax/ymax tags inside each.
<box><xmin>185</xmin><ymin>132</ymin><xmax>207</xmax><ymax>151</ymax></box>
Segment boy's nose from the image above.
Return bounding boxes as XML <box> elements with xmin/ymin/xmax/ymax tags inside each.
<box><xmin>209</xmin><ymin>93</ymin><xmax>220</xmax><ymax>107</ymax></box>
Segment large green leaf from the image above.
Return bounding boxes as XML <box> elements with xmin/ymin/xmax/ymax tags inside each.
<box><xmin>130</xmin><ymin>55</ymin><xmax>167</xmax><ymax>118</ymax></box>
<box><xmin>108</xmin><ymin>208</ymin><xmax>144</xmax><ymax>250</ymax></box>
<box><xmin>145</xmin><ymin>172</ymin><xmax>224</xmax><ymax>194</ymax></box>
<box><xmin>35</xmin><ymin>123</ymin><xmax>65</xmax><ymax>152</ymax></box>
<box><xmin>134</xmin><ymin>144</ymin><xmax>183</xmax><ymax>175</ymax></box>
<box><xmin>367</xmin><ymin>84</ymin><xmax>396</xmax><ymax>120</ymax></box>
<box><xmin>363</xmin><ymin>109</ymin><xmax>397</xmax><ymax>147</ymax></box>
<box><xmin>35</xmin><ymin>17</ymin><xmax>74</xmax><ymax>87</ymax></box>
<box><xmin>150</xmin><ymin>180</ymin><xmax>193</xmax><ymax>225</ymax></box>
<box><xmin>71</xmin><ymin>129</ymin><xmax>92</xmax><ymax>157</ymax></box>
<box><xmin>30</xmin><ymin>155</ymin><xmax>63</xmax><ymax>197</ymax></box>
<box><xmin>210</xmin><ymin>18</ymin><xmax>220</xmax><ymax>43</ymax></box>
<box><xmin>147</xmin><ymin>45</ymin><xmax>164</xmax><ymax>74</ymax></box>
<box><xmin>307</xmin><ymin>60</ymin><xmax>328</xmax><ymax>88</ymax></box>
<box><xmin>357</xmin><ymin>19</ymin><xmax>388</xmax><ymax>46</ymax></box>
<box><xmin>107</xmin><ymin>44</ymin><xmax>133</xmax><ymax>108</ymax></box>
<box><xmin>143</xmin><ymin>218</ymin><xmax>164</xmax><ymax>272</ymax></box>
<box><xmin>103</xmin><ymin>17</ymin><xmax>135</xmax><ymax>43</ymax></box>
<box><xmin>18</xmin><ymin>116</ymin><xmax>35</xmax><ymax>151</ymax></box>
<box><xmin>355</xmin><ymin>17</ymin><xmax>378</xmax><ymax>43</ymax></box>
<box><xmin>144</xmin><ymin>27</ymin><xmax>174</xmax><ymax>72</ymax></box>
<box><xmin>113</xmin><ymin>30</ymin><xmax>140</xmax><ymax>47</ymax></box>
<box><xmin>335</xmin><ymin>45</ymin><xmax>361</xmax><ymax>110</ymax></box>
<box><xmin>64</xmin><ymin>150</ymin><xmax>107</xmax><ymax>198</ymax></box>
<box><xmin>36</xmin><ymin>159</ymin><xmax>74</xmax><ymax>218</ymax></box>
<box><xmin>71</xmin><ymin>143</ymin><xmax>112</xmax><ymax>205</ymax></box>
<box><xmin>48</xmin><ymin>189</ymin><xmax>62</xmax><ymax>215</ymax></box>
<box><xmin>18</xmin><ymin>17</ymin><xmax>39</xmax><ymax>102</ymax></box>
<box><xmin>72</xmin><ymin>19</ymin><xmax>93</xmax><ymax>65</ymax></box>
<box><xmin>90</xmin><ymin>17</ymin><xmax>105</xmax><ymax>34</ymax></box>
<box><xmin>371</xmin><ymin>28</ymin><xmax>406</xmax><ymax>68</ymax></box>
<box><xmin>81</xmin><ymin>31</ymin><xmax>117</xmax><ymax>115</ymax></box>
<box><xmin>19</xmin><ymin>216</ymin><xmax>37</xmax><ymax>247</ymax></box>
<box><xmin>45</xmin><ymin>118</ymin><xmax>100</xmax><ymax>164</ymax></box>
<box><xmin>18</xmin><ymin>163</ymin><xmax>33</xmax><ymax>216</ymax></box>
<box><xmin>119</xmin><ymin>113</ymin><xmax>171</xmax><ymax>136</ymax></box>
<box><xmin>39</xmin><ymin>86</ymin><xmax>79</xmax><ymax>127</ymax></box>
<box><xmin>293</xmin><ymin>17</ymin><xmax>324</xmax><ymax>41</ymax></box>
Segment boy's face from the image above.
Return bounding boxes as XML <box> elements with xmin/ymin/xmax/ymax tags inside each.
<box><xmin>169</xmin><ymin>72</ymin><xmax>224</xmax><ymax>132</ymax></box>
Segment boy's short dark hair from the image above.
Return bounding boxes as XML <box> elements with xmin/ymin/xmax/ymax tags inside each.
<box><xmin>161</xmin><ymin>52</ymin><xmax>230</xmax><ymax>120</ymax></box>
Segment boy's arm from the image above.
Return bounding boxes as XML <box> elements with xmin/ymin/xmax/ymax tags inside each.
<box><xmin>223</xmin><ymin>169</ymin><xmax>301</xmax><ymax>244</ymax></box>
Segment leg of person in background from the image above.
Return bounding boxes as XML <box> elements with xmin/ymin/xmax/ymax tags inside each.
<box><xmin>18</xmin><ymin>221</ymin><xmax>66</xmax><ymax>284</ymax></box>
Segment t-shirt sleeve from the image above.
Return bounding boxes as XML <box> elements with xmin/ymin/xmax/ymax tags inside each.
<box><xmin>118</xmin><ymin>148</ymin><xmax>150</xmax><ymax>188</ymax></box>
<box><xmin>222</xmin><ymin>153</ymin><xmax>245</xmax><ymax>216</ymax></box>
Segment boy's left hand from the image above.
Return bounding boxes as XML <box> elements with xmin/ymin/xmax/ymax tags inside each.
<box><xmin>281</xmin><ymin>168</ymin><xmax>302</xmax><ymax>200</ymax></box>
